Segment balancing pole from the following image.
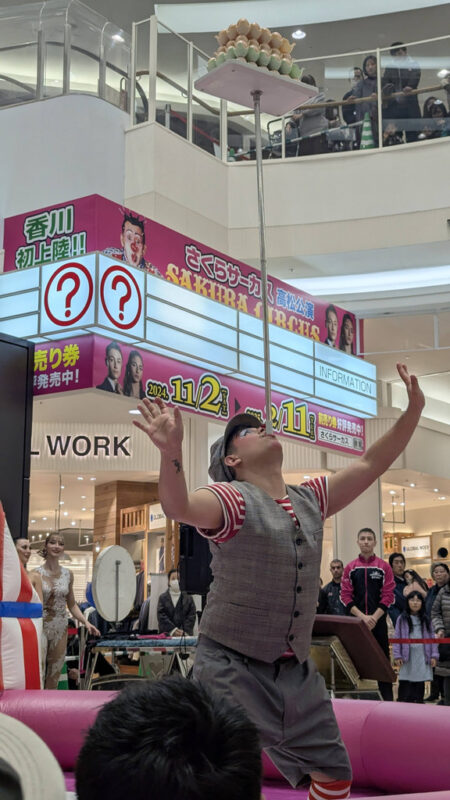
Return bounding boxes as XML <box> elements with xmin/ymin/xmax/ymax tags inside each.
<box><xmin>251</xmin><ymin>89</ymin><xmax>272</xmax><ymax>433</ymax></box>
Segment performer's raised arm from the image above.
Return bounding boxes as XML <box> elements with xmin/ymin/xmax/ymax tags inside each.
<box><xmin>133</xmin><ymin>397</ymin><xmax>223</xmax><ymax>530</ymax></box>
<box><xmin>327</xmin><ymin>363</ymin><xmax>424</xmax><ymax>518</ymax></box>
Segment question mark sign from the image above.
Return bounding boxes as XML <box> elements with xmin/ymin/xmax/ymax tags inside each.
<box><xmin>112</xmin><ymin>275</ymin><xmax>132</xmax><ymax>321</ymax></box>
<box><xmin>56</xmin><ymin>271</ymin><xmax>81</xmax><ymax>318</ymax></box>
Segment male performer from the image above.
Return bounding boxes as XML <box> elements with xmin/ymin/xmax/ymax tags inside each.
<box><xmin>134</xmin><ymin>363</ymin><xmax>424</xmax><ymax>800</ymax></box>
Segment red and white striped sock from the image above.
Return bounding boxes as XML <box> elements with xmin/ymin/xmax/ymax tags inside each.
<box><xmin>308</xmin><ymin>778</ymin><xmax>352</xmax><ymax>800</ymax></box>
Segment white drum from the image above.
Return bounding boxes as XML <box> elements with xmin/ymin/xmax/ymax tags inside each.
<box><xmin>92</xmin><ymin>545</ymin><xmax>136</xmax><ymax>622</ymax></box>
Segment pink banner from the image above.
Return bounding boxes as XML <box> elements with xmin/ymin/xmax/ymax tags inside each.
<box><xmin>32</xmin><ymin>333</ymin><xmax>365</xmax><ymax>456</ymax></box>
<box><xmin>4</xmin><ymin>194</ymin><xmax>362</xmax><ymax>354</ymax></box>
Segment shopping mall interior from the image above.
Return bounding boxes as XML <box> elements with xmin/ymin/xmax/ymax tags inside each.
<box><xmin>0</xmin><ymin>0</ymin><xmax>449</xmax><ymax>796</ymax></box>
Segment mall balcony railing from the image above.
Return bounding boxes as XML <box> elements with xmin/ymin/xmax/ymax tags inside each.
<box><xmin>131</xmin><ymin>17</ymin><xmax>450</xmax><ymax>161</ymax></box>
<box><xmin>1</xmin><ymin>5</ymin><xmax>448</xmax><ymax>160</ymax></box>
<box><xmin>0</xmin><ymin>0</ymin><xmax>132</xmax><ymax>112</ymax></box>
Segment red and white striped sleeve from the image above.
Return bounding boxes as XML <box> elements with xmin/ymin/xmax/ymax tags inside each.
<box><xmin>301</xmin><ymin>476</ymin><xmax>329</xmax><ymax>521</ymax></box>
<box><xmin>195</xmin><ymin>483</ymin><xmax>245</xmax><ymax>542</ymax></box>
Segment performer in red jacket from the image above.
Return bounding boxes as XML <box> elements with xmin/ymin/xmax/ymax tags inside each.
<box><xmin>341</xmin><ymin>528</ymin><xmax>395</xmax><ymax>699</ymax></box>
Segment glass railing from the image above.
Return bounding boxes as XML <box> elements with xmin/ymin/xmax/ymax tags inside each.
<box><xmin>130</xmin><ymin>19</ymin><xmax>450</xmax><ymax>161</ymax></box>
<box><xmin>0</xmin><ymin>0</ymin><xmax>130</xmax><ymax>111</ymax></box>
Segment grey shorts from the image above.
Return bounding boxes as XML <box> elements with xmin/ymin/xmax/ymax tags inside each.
<box><xmin>193</xmin><ymin>635</ymin><xmax>351</xmax><ymax>788</ymax></box>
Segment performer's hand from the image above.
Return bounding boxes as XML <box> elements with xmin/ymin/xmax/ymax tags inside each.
<box><xmin>133</xmin><ymin>397</ymin><xmax>184</xmax><ymax>453</ymax></box>
<box><xmin>86</xmin><ymin>621</ymin><xmax>101</xmax><ymax>637</ymax></box>
<box><xmin>396</xmin><ymin>362</ymin><xmax>425</xmax><ymax>414</ymax></box>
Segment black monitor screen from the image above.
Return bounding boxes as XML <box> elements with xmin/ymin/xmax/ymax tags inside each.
<box><xmin>0</xmin><ymin>333</ymin><xmax>34</xmax><ymax>539</ymax></box>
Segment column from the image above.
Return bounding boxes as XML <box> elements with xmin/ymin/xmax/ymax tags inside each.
<box><xmin>333</xmin><ymin>479</ymin><xmax>383</xmax><ymax>565</ymax></box>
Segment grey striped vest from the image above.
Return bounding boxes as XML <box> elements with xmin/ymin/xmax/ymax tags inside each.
<box><xmin>199</xmin><ymin>480</ymin><xmax>323</xmax><ymax>663</ymax></box>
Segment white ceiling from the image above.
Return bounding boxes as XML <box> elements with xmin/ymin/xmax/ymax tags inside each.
<box><xmin>155</xmin><ymin>0</ymin><xmax>450</xmax><ymax>32</ymax></box>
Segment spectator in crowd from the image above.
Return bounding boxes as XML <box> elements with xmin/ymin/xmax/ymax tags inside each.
<box><xmin>321</xmin><ymin>559</ymin><xmax>346</xmax><ymax>615</ymax></box>
<box><xmin>403</xmin><ymin>568</ymin><xmax>428</xmax><ymax>598</ymax></box>
<box><xmin>323</xmin><ymin>304</ymin><xmax>339</xmax><ymax>347</ymax></box>
<box><xmin>341</xmin><ymin>528</ymin><xmax>395</xmax><ymax>700</ymax></box>
<box><xmin>431</xmin><ymin>577</ymin><xmax>450</xmax><ymax>706</ymax></box>
<box><xmin>291</xmin><ymin>75</ymin><xmax>329</xmax><ymax>156</ymax></box>
<box><xmin>342</xmin><ymin>67</ymin><xmax>362</xmax><ymax>127</ymax></box>
<box><xmin>394</xmin><ymin>590</ymin><xmax>438</xmax><ymax>703</ymax></box>
<box><xmin>382</xmin><ymin>42</ymin><xmax>421</xmax><ymax>142</ymax></box>
<box><xmin>382</xmin><ymin>121</ymin><xmax>403</xmax><ymax>147</ymax></box>
<box><xmin>75</xmin><ymin>677</ymin><xmax>263</xmax><ymax>800</ymax></box>
<box><xmin>338</xmin><ymin>313</ymin><xmax>355</xmax><ymax>354</ymax></box>
<box><xmin>157</xmin><ymin>568</ymin><xmax>196</xmax><ymax>636</ymax></box>
<box><xmin>325</xmin><ymin>100</ymin><xmax>341</xmax><ymax>130</ymax></box>
<box><xmin>423</xmin><ymin>95</ymin><xmax>438</xmax><ymax>117</ymax></box>
<box><xmin>388</xmin><ymin>552</ymin><xmax>407</xmax><ymax>624</ymax></box>
<box><xmin>430</xmin><ymin>100</ymin><xmax>450</xmax><ymax>137</ymax></box>
<box><xmin>426</xmin><ymin>563</ymin><xmax>450</xmax><ymax>616</ymax></box>
<box><xmin>425</xmin><ymin>562</ymin><xmax>450</xmax><ymax>702</ymax></box>
<box><xmin>350</xmin><ymin>54</ymin><xmax>378</xmax><ymax>145</ymax></box>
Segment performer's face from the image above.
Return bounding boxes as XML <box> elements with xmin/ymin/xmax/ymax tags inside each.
<box><xmin>226</xmin><ymin>424</ymin><xmax>282</xmax><ymax>469</ymax></box>
<box><xmin>47</xmin><ymin>535</ymin><xmax>64</xmax><ymax>557</ymax></box>
<box><xmin>121</xmin><ymin>221</ymin><xmax>145</xmax><ymax>267</ymax></box>
<box><xmin>15</xmin><ymin>538</ymin><xmax>31</xmax><ymax>566</ymax></box>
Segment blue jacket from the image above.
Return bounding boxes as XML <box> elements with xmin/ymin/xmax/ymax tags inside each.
<box><xmin>388</xmin><ymin>575</ymin><xmax>407</xmax><ymax>624</ymax></box>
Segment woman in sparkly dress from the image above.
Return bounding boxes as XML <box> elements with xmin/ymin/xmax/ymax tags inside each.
<box><xmin>37</xmin><ymin>533</ymin><xmax>99</xmax><ymax>689</ymax></box>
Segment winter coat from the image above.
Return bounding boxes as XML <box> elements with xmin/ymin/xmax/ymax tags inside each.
<box><xmin>431</xmin><ymin>584</ymin><xmax>450</xmax><ymax>677</ymax></box>
<box><xmin>157</xmin><ymin>589</ymin><xmax>196</xmax><ymax>635</ymax></box>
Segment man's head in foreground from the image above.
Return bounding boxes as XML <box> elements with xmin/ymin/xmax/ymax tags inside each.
<box><xmin>76</xmin><ymin>676</ymin><xmax>262</xmax><ymax>800</ymax></box>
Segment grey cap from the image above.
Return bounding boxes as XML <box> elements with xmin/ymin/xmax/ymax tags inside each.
<box><xmin>208</xmin><ymin>412</ymin><xmax>262</xmax><ymax>482</ymax></box>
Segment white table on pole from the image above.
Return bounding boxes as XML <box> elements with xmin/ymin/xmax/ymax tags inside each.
<box><xmin>195</xmin><ymin>60</ymin><xmax>317</xmax><ymax>431</ymax></box>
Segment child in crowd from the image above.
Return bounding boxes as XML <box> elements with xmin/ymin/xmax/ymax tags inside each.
<box><xmin>393</xmin><ymin>590</ymin><xmax>439</xmax><ymax>703</ymax></box>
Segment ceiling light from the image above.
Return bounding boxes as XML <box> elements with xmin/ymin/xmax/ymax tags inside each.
<box><xmin>38</xmin><ymin>534</ymin><xmax>42</xmax><ymax>539</ymax></box>
<box><xmin>31</xmin><ymin>535</ymin><xmax>35</xmax><ymax>541</ymax></box>
<box><xmin>400</xmin><ymin>502</ymin><xmax>405</xmax><ymax>507</ymax></box>
<box><xmin>112</xmin><ymin>33</ymin><xmax>125</xmax><ymax>43</ymax></box>
<box><xmin>90</xmin><ymin>508</ymin><xmax>95</xmax><ymax>512</ymax></box>
<box><xmin>382</xmin><ymin>512</ymin><xmax>385</xmax><ymax>517</ymax></box>
<box><xmin>63</xmin><ymin>511</ymin><xmax>68</xmax><ymax>516</ymax></box>
<box><xmin>71</xmin><ymin>521</ymin><xmax>76</xmax><ymax>526</ymax></box>
<box><xmin>61</xmin><ymin>485</ymin><xmax>65</xmax><ymax>489</ymax></box>
<box><xmin>59</xmin><ymin>501</ymin><xmax>64</xmax><ymax>505</ymax></box>
<box><xmin>77</xmin><ymin>476</ymin><xmax>84</xmax><ymax>481</ymax></box>
<box><xmin>81</xmin><ymin>495</ymin><xmax>86</xmax><ymax>499</ymax></box>
<box><xmin>292</xmin><ymin>29</ymin><xmax>306</xmax><ymax>39</ymax></box>
<box><xmin>42</xmin><ymin>516</ymin><xmax>47</xmax><ymax>520</ymax></box>
<box><xmin>389</xmin><ymin>490</ymin><xmax>396</xmax><ymax>495</ymax></box>
<box><xmin>30</xmin><ymin>519</ymin><xmax>36</xmax><ymax>523</ymax></box>
<box><xmin>90</xmin><ymin>477</ymin><xmax>96</xmax><ymax>481</ymax></box>
<box><xmin>439</xmin><ymin>496</ymin><xmax>446</xmax><ymax>500</ymax></box>
<box><xmin>392</xmin><ymin>501</ymin><xmax>397</xmax><ymax>506</ymax></box>
<box><xmin>433</xmin><ymin>488</ymin><xmax>439</xmax><ymax>492</ymax></box>
<box><xmin>303</xmin><ymin>475</ymin><xmax>311</xmax><ymax>480</ymax></box>
<box><xmin>82</xmin><ymin>507</ymin><xmax>86</xmax><ymax>511</ymax></box>
<box><xmin>409</xmin><ymin>483</ymin><xmax>416</xmax><ymax>488</ymax></box>
<box><xmin>95</xmin><ymin>544</ymin><xmax>100</xmax><ymax>553</ymax></box>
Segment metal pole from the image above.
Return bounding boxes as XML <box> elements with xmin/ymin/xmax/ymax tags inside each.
<box><xmin>251</xmin><ymin>90</ymin><xmax>272</xmax><ymax>433</ymax></box>
<box><xmin>115</xmin><ymin>560</ymin><xmax>120</xmax><ymax>625</ymax></box>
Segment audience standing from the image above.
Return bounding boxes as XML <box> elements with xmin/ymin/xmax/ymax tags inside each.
<box><xmin>341</xmin><ymin>527</ymin><xmax>395</xmax><ymax>700</ymax></box>
<box><xmin>382</xmin><ymin>42</ymin><xmax>421</xmax><ymax>142</ymax></box>
<box><xmin>291</xmin><ymin>74</ymin><xmax>328</xmax><ymax>156</ymax></box>
<box><xmin>403</xmin><ymin>568</ymin><xmax>428</xmax><ymax>599</ymax></box>
<box><xmin>425</xmin><ymin>562</ymin><xmax>449</xmax><ymax>702</ymax></box>
<box><xmin>321</xmin><ymin>559</ymin><xmax>346</xmax><ymax>615</ymax></box>
<box><xmin>388</xmin><ymin>552</ymin><xmax>407</xmax><ymax>624</ymax></box>
<box><xmin>394</xmin><ymin>590</ymin><xmax>438</xmax><ymax>703</ymax></box>
<box><xmin>431</xmin><ymin>577</ymin><xmax>450</xmax><ymax>706</ymax></box>
<box><xmin>75</xmin><ymin>676</ymin><xmax>262</xmax><ymax>800</ymax></box>
<box><xmin>351</xmin><ymin>54</ymin><xmax>378</xmax><ymax>144</ymax></box>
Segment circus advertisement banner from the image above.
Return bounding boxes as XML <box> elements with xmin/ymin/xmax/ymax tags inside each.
<box><xmin>3</xmin><ymin>194</ymin><xmax>361</xmax><ymax>355</ymax></box>
<box><xmin>33</xmin><ymin>333</ymin><xmax>365</xmax><ymax>455</ymax></box>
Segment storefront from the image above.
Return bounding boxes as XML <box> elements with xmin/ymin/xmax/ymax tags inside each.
<box><xmin>1</xmin><ymin>194</ymin><xmax>380</xmax><ymax>597</ymax></box>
